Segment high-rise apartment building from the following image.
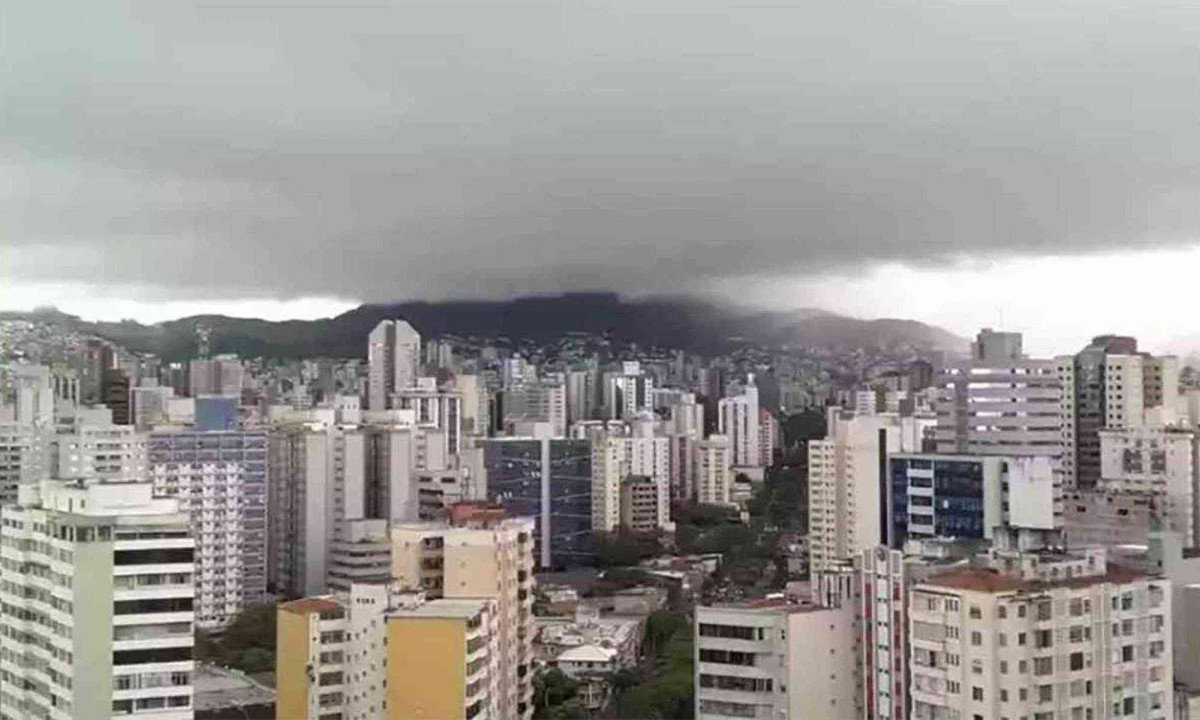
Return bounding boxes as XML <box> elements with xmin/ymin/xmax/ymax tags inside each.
<box><xmin>909</xmin><ymin>538</ymin><xmax>1173</xmax><ymax>720</ymax></box>
<box><xmin>619</xmin><ymin>476</ymin><xmax>660</xmax><ymax>533</ymax></box>
<box><xmin>603</xmin><ymin>363</ymin><xmax>653</xmax><ymax>420</ymax></box>
<box><xmin>502</xmin><ymin>380</ymin><xmax>567</xmax><ymax>438</ymax></box>
<box><xmin>691</xmin><ymin>435</ymin><xmax>732</xmax><ymax>506</ymax></box>
<box><xmin>718</xmin><ymin>380</ymin><xmax>760</xmax><ymax>468</ymax></box>
<box><xmin>277</xmin><ymin>582</ymin><xmax>499</xmax><ymax>720</ymax></box>
<box><xmin>695</xmin><ymin>598</ymin><xmax>857</xmax><ymax>720</ymax></box>
<box><xmin>1098</xmin><ymin>424</ymin><xmax>1197</xmax><ymax>546</ymax></box>
<box><xmin>934</xmin><ymin>329</ymin><xmax>1064</xmax><ymax>462</ymax></box>
<box><xmin>566</xmin><ymin>369</ymin><xmax>598</xmax><ymax>424</ymax></box>
<box><xmin>390</xmin><ymin>509</ymin><xmax>536</xmax><ymax>720</ymax></box>
<box><xmin>590</xmin><ymin>421</ymin><xmax>670</xmax><ymax>532</ymax></box>
<box><xmin>366</xmin><ymin>320</ymin><xmax>420</xmax><ymax>410</ymax></box>
<box><xmin>0</xmin><ymin>422</ymin><xmax>50</xmax><ymax>504</ymax></box>
<box><xmin>54</xmin><ymin>421</ymin><xmax>149</xmax><ymax>483</ymax></box>
<box><xmin>483</xmin><ymin>436</ymin><xmax>592</xmax><ymax>569</ymax></box>
<box><xmin>808</xmin><ymin>409</ymin><xmax>914</xmax><ymax>571</ymax></box>
<box><xmin>0</xmin><ymin>479</ymin><xmax>196</xmax><ymax>720</ymax></box>
<box><xmin>888</xmin><ymin>454</ymin><xmax>1060</xmax><ymax>550</ymax></box>
<box><xmin>187</xmin><ymin>357</ymin><xmax>243</xmax><ymax>399</ymax></box>
<box><xmin>148</xmin><ymin>428</ymin><xmax>268</xmax><ymax>628</ymax></box>
<box><xmin>1064</xmin><ymin>335</ymin><xmax>1179</xmax><ymax>488</ymax></box>
<box><xmin>267</xmin><ymin>420</ymin><xmax>366</xmax><ymax>596</ymax></box>
<box><xmin>393</xmin><ymin>376</ymin><xmax>463</xmax><ymax>456</ymax></box>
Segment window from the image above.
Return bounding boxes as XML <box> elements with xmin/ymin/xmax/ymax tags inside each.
<box><xmin>999</xmin><ymin>661</ymin><xmax>1008</xmax><ymax>674</ymax></box>
<box><xmin>972</xmin><ymin>687</ymin><xmax>984</xmax><ymax>701</ymax></box>
<box><xmin>1033</xmin><ymin>657</ymin><xmax>1053</xmax><ymax>676</ymax></box>
<box><xmin>698</xmin><ymin>624</ymin><xmax>756</xmax><ymax>640</ymax></box>
<box><xmin>1070</xmin><ymin>652</ymin><xmax>1084</xmax><ymax>671</ymax></box>
<box><xmin>699</xmin><ymin>649</ymin><xmax>755</xmax><ymax>666</ymax></box>
<box><xmin>1122</xmin><ymin>645</ymin><xmax>1134</xmax><ymax>663</ymax></box>
<box><xmin>997</xmin><ymin>605</ymin><xmax>1007</xmax><ymax>619</ymax></box>
<box><xmin>1035</xmin><ymin>629</ymin><xmax>1053</xmax><ymax>649</ymax></box>
<box><xmin>1018</xmin><ymin>632</ymin><xmax>1027</xmax><ymax>646</ymax></box>
<box><xmin>971</xmin><ymin>631</ymin><xmax>982</xmax><ymax>646</ymax></box>
<box><xmin>1038</xmin><ymin>685</ymin><xmax>1053</xmax><ymax>702</ymax></box>
<box><xmin>969</xmin><ymin>605</ymin><xmax>981</xmax><ymax>619</ymax></box>
<box><xmin>1036</xmin><ymin>601</ymin><xmax>1052</xmax><ymax>620</ymax></box>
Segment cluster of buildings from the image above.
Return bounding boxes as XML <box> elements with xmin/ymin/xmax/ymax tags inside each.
<box><xmin>0</xmin><ymin>314</ymin><xmax>797</xmax><ymax>719</ymax></box>
<box><xmin>696</xmin><ymin>328</ymin><xmax>1200</xmax><ymax>720</ymax></box>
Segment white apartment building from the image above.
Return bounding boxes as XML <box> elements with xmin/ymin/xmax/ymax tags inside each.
<box><xmin>565</xmin><ymin>369</ymin><xmax>597</xmax><ymax>424</ymax></box>
<box><xmin>0</xmin><ymin>479</ymin><xmax>196</xmax><ymax>720</ymax></box>
<box><xmin>392</xmin><ymin>376</ymin><xmax>463</xmax><ymax>456</ymax></box>
<box><xmin>718</xmin><ymin>381</ymin><xmax>761</xmax><ymax>469</ymax></box>
<box><xmin>390</xmin><ymin>509</ymin><xmax>536</xmax><ymax>720</ymax></box>
<box><xmin>186</xmin><ymin>357</ymin><xmax>243</xmax><ymax>399</ymax></box>
<box><xmin>692</xmin><ymin>435</ymin><xmax>732</xmax><ymax>506</ymax></box>
<box><xmin>147</xmin><ymin>429</ymin><xmax>267</xmax><ymax>629</ymax></box>
<box><xmin>695</xmin><ymin>598</ymin><xmax>857</xmax><ymax>720</ymax></box>
<box><xmin>934</xmin><ymin>358</ymin><xmax>1064</xmax><ymax>460</ymax></box>
<box><xmin>590</xmin><ymin>421</ymin><xmax>671</xmax><ymax>532</ymax></box>
<box><xmin>1099</xmin><ymin>424</ymin><xmax>1197</xmax><ymax>546</ymax></box>
<box><xmin>267</xmin><ymin>420</ymin><xmax>366</xmax><ymax>596</ymax></box>
<box><xmin>454</xmin><ymin>374</ymin><xmax>491</xmax><ymax>436</ymax></box>
<box><xmin>808</xmin><ymin>409</ymin><xmax>915</xmax><ymax>572</ymax></box>
<box><xmin>603</xmin><ymin>363</ymin><xmax>653</xmax><ymax>420</ymax></box>
<box><xmin>366</xmin><ymin>319</ymin><xmax>420</xmax><ymax>411</ymax></box>
<box><xmin>909</xmin><ymin>541</ymin><xmax>1173</xmax><ymax>720</ymax></box>
<box><xmin>503</xmin><ymin>380</ymin><xmax>568</xmax><ymax>438</ymax></box>
<box><xmin>54</xmin><ymin>423</ymin><xmax>149</xmax><ymax>483</ymax></box>
<box><xmin>0</xmin><ymin>423</ymin><xmax>50</xmax><ymax>504</ymax></box>
<box><xmin>327</xmin><ymin>518</ymin><xmax>392</xmax><ymax>591</ymax></box>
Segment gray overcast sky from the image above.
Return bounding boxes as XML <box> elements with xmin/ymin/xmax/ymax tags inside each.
<box><xmin>5</xmin><ymin>0</ymin><xmax>1200</xmax><ymax>354</ymax></box>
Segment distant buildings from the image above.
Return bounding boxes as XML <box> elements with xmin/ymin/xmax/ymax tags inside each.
<box><xmin>187</xmin><ymin>356</ymin><xmax>243</xmax><ymax>398</ymax></box>
<box><xmin>718</xmin><ymin>378</ymin><xmax>761</xmax><ymax>469</ymax></box>
<box><xmin>366</xmin><ymin>319</ymin><xmax>420</xmax><ymax>410</ymax></box>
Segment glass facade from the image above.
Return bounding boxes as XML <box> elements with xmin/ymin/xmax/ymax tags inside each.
<box><xmin>890</xmin><ymin>456</ymin><xmax>985</xmax><ymax>548</ymax></box>
<box><xmin>485</xmin><ymin>438</ymin><xmax>593</xmax><ymax>570</ymax></box>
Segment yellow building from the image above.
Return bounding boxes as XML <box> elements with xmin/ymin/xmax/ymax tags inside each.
<box><xmin>391</xmin><ymin>505</ymin><xmax>536</xmax><ymax>719</ymax></box>
<box><xmin>275</xmin><ymin>582</ymin><xmax>497</xmax><ymax>720</ymax></box>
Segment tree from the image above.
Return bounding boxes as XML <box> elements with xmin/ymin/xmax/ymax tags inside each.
<box><xmin>533</xmin><ymin>667</ymin><xmax>579</xmax><ymax>720</ymax></box>
<box><xmin>592</xmin><ymin>530</ymin><xmax>662</xmax><ymax>568</ymax></box>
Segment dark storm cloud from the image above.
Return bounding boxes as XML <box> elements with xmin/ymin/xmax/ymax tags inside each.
<box><xmin>6</xmin><ymin>0</ymin><xmax>1200</xmax><ymax>302</ymax></box>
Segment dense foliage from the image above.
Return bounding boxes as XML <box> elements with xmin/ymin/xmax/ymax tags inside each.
<box><xmin>195</xmin><ymin>603</ymin><xmax>277</xmax><ymax>673</ymax></box>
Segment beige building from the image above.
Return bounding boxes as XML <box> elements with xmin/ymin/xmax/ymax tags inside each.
<box><xmin>390</xmin><ymin>506</ymin><xmax>536</xmax><ymax>720</ymax></box>
<box><xmin>695</xmin><ymin>598</ymin><xmax>858</xmax><ymax>720</ymax></box>
<box><xmin>619</xmin><ymin>476</ymin><xmax>661</xmax><ymax>533</ymax></box>
<box><xmin>691</xmin><ymin>434</ymin><xmax>732</xmax><ymax>506</ymax></box>
<box><xmin>590</xmin><ymin>420</ymin><xmax>671</xmax><ymax>531</ymax></box>
<box><xmin>808</xmin><ymin>409</ymin><xmax>926</xmax><ymax>571</ymax></box>
<box><xmin>910</xmin><ymin>540</ymin><xmax>1173</xmax><ymax>720</ymax></box>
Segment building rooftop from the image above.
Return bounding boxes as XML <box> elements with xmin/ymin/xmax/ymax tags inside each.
<box><xmin>558</xmin><ymin>645</ymin><xmax>618</xmax><ymax>663</ymax></box>
<box><xmin>278</xmin><ymin>597</ymin><xmax>342</xmax><ymax>615</ymax></box>
<box><xmin>922</xmin><ymin>564</ymin><xmax>1148</xmax><ymax>594</ymax></box>
<box><xmin>193</xmin><ymin>663</ymin><xmax>275</xmax><ymax>713</ymax></box>
<box><xmin>389</xmin><ymin>597</ymin><xmax>489</xmax><ymax>620</ymax></box>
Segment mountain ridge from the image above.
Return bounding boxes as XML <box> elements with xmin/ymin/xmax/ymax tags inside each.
<box><xmin>4</xmin><ymin>293</ymin><xmax>968</xmax><ymax>359</ymax></box>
